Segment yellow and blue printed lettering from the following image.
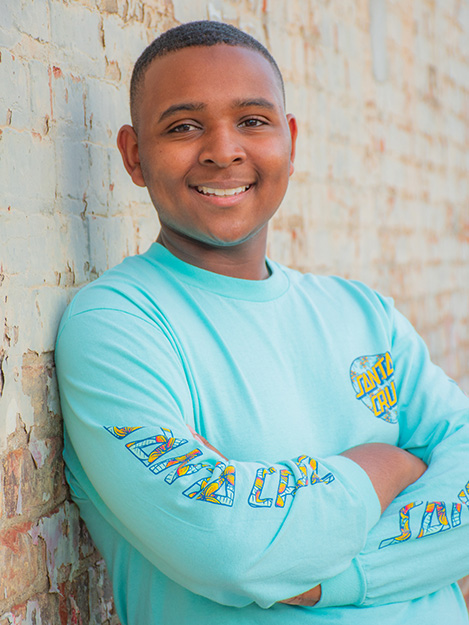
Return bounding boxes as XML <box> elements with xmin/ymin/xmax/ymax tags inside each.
<box><xmin>416</xmin><ymin>501</ymin><xmax>451</xmax><ymax>538</ymax></box>
<box><xmin>276</xmin><ymin>469</ymin><xmax>298</xmax><ymax>507</ymax></box>
<box><xmin>350</xmin><ymin>352</ymin><xmax>398</xmax><ymax>424</ymax></box>
<box><xmin>380</xmin><ymin>485</ymin><xmax>469</xmax><ymax>549</ymax></box>
<box><xmin>125</xmin><ymin>428</ymin><xmax>187</xmax><ymax>467</ymax></box>
<box><xmin>248</xmin><ymin>456</ymin><xmax>335</xmax><ymax>508</ymax></box>
<box><xmin>105</xmin><ymin>427</ymin><xmax>336</xmax><ymax>511</ymax></box>
<box><xmin>183</xmin><ymin>462</ymin><xmax>236</xmax><ymax>507</ymax></box>
<box><xmin>248</xmin><ymin>467</ymin><xmax>276</xmax><ymax>508</ymax></box>
<box><xmin>458</xmin><ymin>481</ymin><xmax>469</xmax><ymax>508</ymax></box>
<box><xmin>105</xmin><ymin>426</ymin><xmax>143</xmax><ymax>439</ymax></box>
<box><xmin>379</xmin><ymin>501</ymin><xmax>423</xmax><ymax>549</ymax></box>
<box><xmin>295</xmin><ymin>455</ymin><xmax>334</xmax><ymax>487</ymax></box>
<box><xmin>151</xmin><ymin>448</ymin><xmax>209</xmax><ymax>486</ymax></box>
<box><xmin>370</xmin><ymin>382</ymin><xmax>397</xmax><ymax>418</ymax></box>
<box><xmin>451</xmin><ymin>503</ymin><xmax>462</xmax><ymax>528</ymax></box>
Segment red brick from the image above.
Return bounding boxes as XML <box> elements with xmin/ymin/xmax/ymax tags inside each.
<box><xmin>0</xmin><ymin>525</ymin><xmax>48</xmax><ymax>612</ymax></box>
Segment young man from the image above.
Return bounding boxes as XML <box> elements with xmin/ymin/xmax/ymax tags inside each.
<box><xmin>55</xmin><ymin>21</ymin><xmax>469</xmax><ymax>625</ymax></box>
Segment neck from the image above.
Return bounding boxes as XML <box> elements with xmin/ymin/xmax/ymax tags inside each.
<box><xmin>156</xmin><ymin>228</ymin><xmax>270</xmax><ymax>280</ymax></box>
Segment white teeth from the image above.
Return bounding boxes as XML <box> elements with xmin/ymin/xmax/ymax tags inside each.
<box><xmin>196</xmin><ymin>185</ymin><xmax>250</xmax><ymax>197</ymax></box>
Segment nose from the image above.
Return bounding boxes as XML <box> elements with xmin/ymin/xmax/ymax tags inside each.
<box><xmin>198</xmin><ymin>126</ymin><xmax>246</xmax><ymax>168</ymax></box>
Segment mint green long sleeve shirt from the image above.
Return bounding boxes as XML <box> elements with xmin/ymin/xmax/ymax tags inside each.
<box><xmin>55</xmin><ymin>243</ymin><xmax>469</xmax><ymax>624</ymax></box>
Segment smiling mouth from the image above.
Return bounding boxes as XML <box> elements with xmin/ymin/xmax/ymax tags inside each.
<box><xmin>195</xmin><ymin>184</ymin><xmax>252</xmax><ymax>197</ymax></box>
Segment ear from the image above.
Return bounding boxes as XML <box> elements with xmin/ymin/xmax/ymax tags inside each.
<box><xmin>286</xmin><ymin>114</ymin><xmax>298</xmax><ymax>177</ymax></box>
<box><xmin>117</xmin><ymin>124</ymin><xmax>146</xmax><ymax>188</ymax></box>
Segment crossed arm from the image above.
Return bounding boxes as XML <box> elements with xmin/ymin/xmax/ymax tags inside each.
<box><xmin>189</xmin><ymin>425</ymin><xmax>427</xmax><ymax>606</ymax></box>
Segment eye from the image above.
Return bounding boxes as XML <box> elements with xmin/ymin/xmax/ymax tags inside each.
<box><xmin>168</xmin><ymin>123</ymin><xmax>200</xmax><ymax>134</ymax></box>
<box><xmin>239</xmin><ymin>118</ymin><xmax>267</xmax><ymax>128</ymax></box>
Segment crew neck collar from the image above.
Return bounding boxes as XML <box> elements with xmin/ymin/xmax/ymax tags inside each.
<box><xmin>143</xmin><ymin>242</ymin><xmax>289</xmax><ymax>302</ymax></box>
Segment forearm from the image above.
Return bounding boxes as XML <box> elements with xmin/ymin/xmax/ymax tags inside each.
<box><xmin>339</xmin><ymin>443</ymin><xmax>427</xmax><ymax>513</ymax></box>
<box><xmin>280</xmin><ymin>442</ymin><xmax>427</xmax><ymax>606</ymax></box>
<box><xmin>351</xmin><ymin>425</ymin><xmax>469</xmax><ymax>606</ymax></box>
<box><xmin>317</xmin><ymin>427</ymin><xmax>469</xmax><ymax>607</ymax></box>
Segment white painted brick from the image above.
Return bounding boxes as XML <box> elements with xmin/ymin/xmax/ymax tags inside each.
<box><xmin>0</xmin><ymin>130</ymin><xmax>55</xmax><ymax>204</ymax></box>
<box><xmin>1</xmin><ymin>0</ymin><xmax>50</xmax><ymax>42</ymax></box>
<box><xmin>207</xmin><ymin>0</ymin><xmax>223</xmax><ymax>21</ymax></box>
<box><xmin>0</xmin><ymin>355</ymin><xmax>32</xmax><ymax>448</ymax></box>
<box><xmin>50</xmin><ymin>1</ymin><xmax>102</xmax><ymax>60</ymax></box>
<box><xmin>33</xmin><ymin>286</ymin><xmax>72</xmax><ymax>352</ymax></box>
<box><xmin>0</xmin><ymin>52</ymin><xmax>31</xmax><ymax>129</ymax></box>
<box><xmin>329</xmin><ymin>52</ymin><xmax>349</xmax><ymax>93</ymax></box>
<box><xmin>54</xmin><ymin>137</ymin><xmax>89</xmax><ymax>201</ymax></box>
<box><xmin>85</xmin><ymin>78</ymin><xmax>127</xmax><ymax>145</ymax></box>
<box><xmin>132</xmin><ymin>210</ymin><xmax>161</xmax><ymax>255</ymax></box>
<box><xmin>0</xmin><ymin>24</ymin><xmax>22</xmax><ymax>50</ymax></box>
<box><xmin>238</xmin><ymin>19</ymin><xmax>265</xmax><ymax>46</ymax></box>
<box><xmin>172</xmin><ymin>0</ymin><xmax>208</xmax><ymax>23</ymax></box>
<box><xmin>289</xmin><ymin>36</ymin><xmax>305</xmax><ymax>84</ymax></box>
<box><xmin>86</xmin><ymin>143</ymin><xmax>111</xmax><ymax>211</ymax></box>
<box><xmin>51</xmin><ymin>70</ymin><xmax>86</xmax><ymax>132</ymax></box>
<box><xmin>2</xmin><ymin>213</ymin><xmax>64</xmax><ymax>283</ymax></box>
<box><xmin>110</xmin><ymin>151</ymin><xmax>154</xmax><ymax>211</ymax></box>
<box><xmin>347</xmin><ymin>58</ymin><xmax>364</xmax><ymax>97</ymax></box>
<box><xmin>28</xmin><ymin>58</ymin><xmax>53</xmax><ymax>130</ymax></box>
<box><xmin>48</xmin><ymin>1</ymin><xmax>105</xmax><ymax>78</ymax></box>
<box><xmin>316</xmin><ymin>14</ymin><xmax>334</xmax><ymax>48</ymax></box>
<box><xmin>447</xmin><ymin>112</ymin><xmax>466</xmax><ymax>145</ymax></box>
<box><xmin>305</xmin><ymin>135</ymin><xmax>329</xmax><ymax>180</ymax></box>
<box><xmin>101</xmin><ymin>14</ymin><xmax>149</xmax><ymax>83</ymax></box>
<box><xmin>265</xmin><ymin>2</ymin><xmax>288</xmax><ymax>30</ymax></box>
<box><xmin>217</xmin><ymin>2</ymin><xmax>239</xmax><ymax>23</ymax></box>
<box><xmin>60</xmin><ymin>213</ymin><xmax>94</xmax><ymax>283</ymax></box>
<box><xmin>86</xmin><ymin>214</ymin><xmax>134</xmax><ymax>275</ymax></box>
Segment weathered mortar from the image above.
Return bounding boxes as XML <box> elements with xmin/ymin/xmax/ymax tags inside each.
<box><xmin>1</xmin><ymin>0</ymin><xmax>468</xmax><ymax>622</ymax></box>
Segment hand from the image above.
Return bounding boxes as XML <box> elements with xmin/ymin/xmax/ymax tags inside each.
<box><xmin>280</xmin><ymin>584</ymin><xmax>322</xmax><ymax>606</ymax></box>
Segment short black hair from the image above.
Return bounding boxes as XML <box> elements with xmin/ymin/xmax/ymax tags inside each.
<box><xmin>130</xmin><ymin>20</ymin><xmax>285</xmax><ymax>128</ymax></box>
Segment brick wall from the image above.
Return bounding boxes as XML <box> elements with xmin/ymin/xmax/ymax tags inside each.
<box><xmin>1</xmin><ymin>1</ymin><xmax>468</xmax><ymax>623</ymax></box>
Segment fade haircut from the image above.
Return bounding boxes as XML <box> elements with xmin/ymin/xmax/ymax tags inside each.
<box><xmin>130</xmin><ymin>20</ymin><xmax>285</xmax><ymax>128</ymax></box>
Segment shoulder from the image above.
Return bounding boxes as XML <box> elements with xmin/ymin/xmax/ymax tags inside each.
<box><xmin>61</xmin><ymin>243</ymin><xmax>179</xmax><ymax>321</ymax></box>
<box><xmin>56</xmin><ymin>243</ymin><xmax>175</xmax><ymax>347</ymax></box>
<box><xmin>272</xmin><ymin>261</ymin><xmax>394</xmax><ymax>318</ymax></box>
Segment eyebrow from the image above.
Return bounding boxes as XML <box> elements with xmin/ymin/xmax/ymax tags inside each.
<box><xmin>158</xmin><ymin>102</ymin><xmax>206</xmax><ymax>123</ymax></box>
<box><xmin>231</xmin><ymin>98</ymin><xmax>275</xmax><ymax>110</ymax></box>
<box><xmin>157</xmin><ymin>97</ymin><xmax>276</xmax><ymax>123</ymax></box>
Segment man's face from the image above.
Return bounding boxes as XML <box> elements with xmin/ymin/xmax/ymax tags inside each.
<box><xmin>119</xmin><ymin>44</ymin><xmax>297</xmax><ymax>251</ymax></box>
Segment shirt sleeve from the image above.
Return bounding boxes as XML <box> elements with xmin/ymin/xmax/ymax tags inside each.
<box><xmin>55</xmin><ymin>306</ymin><xmax>381</xmax><ymax>610</ymax></box>
<box><xmin>319</xmin><ymin>301</ymin><xmax>469</xmax><ymax>608</ymax></box>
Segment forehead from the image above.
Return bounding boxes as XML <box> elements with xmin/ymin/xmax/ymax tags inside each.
<box><xmin>138</xmin><ymin>45</ymin><xmax>284</xmax><ymax>123</ymax></box>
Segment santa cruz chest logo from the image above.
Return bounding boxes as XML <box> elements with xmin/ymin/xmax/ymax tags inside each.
<box><xmin>350</xmin><ymin>352</ymin><xmax>398</xmax><ymax>423</ymax></box>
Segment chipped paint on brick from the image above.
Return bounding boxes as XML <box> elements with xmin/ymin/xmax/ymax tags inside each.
<box><xmin>29</xmin><ymin>503</ymin><xmax>81</xmax><ymax>594</ymax></box>
<box><xmin>0</xmin><ymin>351</ymin><xmax>5</xmax><ymax>398</ymax></box>
<box><xmin>28</xmin><ymin>440</ymin><xmax>50</xmax><ymax>470</ymax></box>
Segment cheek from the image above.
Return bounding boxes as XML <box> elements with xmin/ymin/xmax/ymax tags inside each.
<box><xmin>263</xmin><ymin>140</ymin><xmax>292</xmax><ymax>172</ymax></box>
<box><xmin>140</xmin><ymin>144</ymin><xmax>175</xmax><ymax>180</ymax></box>
<box><xmin>141</xmin><ymin>161</ymin><xmax>176</xmax><ymax>194</ymax></box>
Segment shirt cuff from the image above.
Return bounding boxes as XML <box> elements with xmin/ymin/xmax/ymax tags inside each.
<box><xmin>317</xmin><ymin>558</ymin><xmax>366</xmax><ymax>607</ymax></box>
